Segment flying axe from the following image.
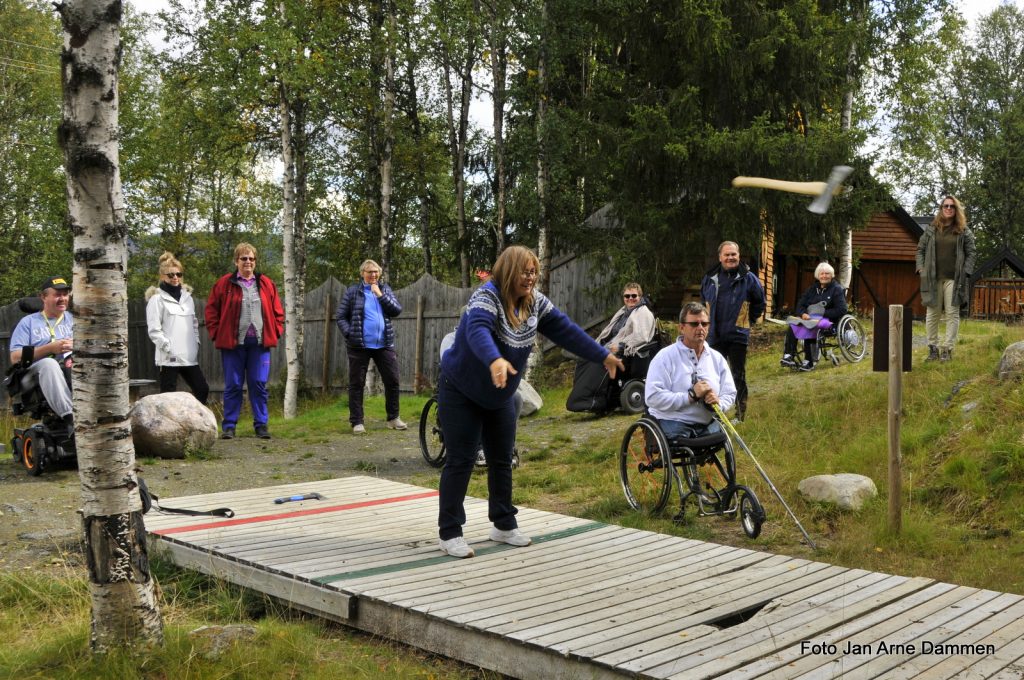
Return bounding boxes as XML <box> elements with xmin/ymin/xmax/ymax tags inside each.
<box><xmin>731</xmin><ymin>165</ymin><xmax>853</xmax><ymax>215</ymax></box>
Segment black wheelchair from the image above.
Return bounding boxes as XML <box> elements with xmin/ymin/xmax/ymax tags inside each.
<box><xmin>800</xmin><ymin>314</ymin><xmax>869</xmax><ymax>367</ymax></box>
<box><xmin>619</xmin><ymin>416</ymin><xmax>765</xmax><ymax>538</ymax></box>
<box><xmin>419</xmin><ymin>395</ymin><xmax>520</xmax><ymax>469</ymax></box>
<box><xmin>5</xmin><ymin>345</ymin><xmax>76</xmax><ymax>476</ymax></box>
<box><xmin>566</xmin><ymin>336</ymin><xmax>663</xmax><ymax>416</ymax></box>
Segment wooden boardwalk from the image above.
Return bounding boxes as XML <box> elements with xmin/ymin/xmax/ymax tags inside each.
<box><xmin>144</xmin><ymin>476</ymin><xmax>1024</xmax><ymax>679</ymax></box>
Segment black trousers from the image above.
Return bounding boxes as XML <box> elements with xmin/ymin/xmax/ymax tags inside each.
<box><xmin>711</xmin><ymin>341</ymin><xmax>748</xmax><ymax>418</ymax></box>
<box><xmin>346</xmin><ymin>346</ymin><xmax>401</xmax><ymax>425</ymax></box>
<box><xmin>784</xmin><ymin>328</ymin><xmax>816</xmax><ymax>362</ymax></box>
<box><xmin>159</xmin><ymin>364</ymin><xmax>210</xmax><ymax>405</ymax></box>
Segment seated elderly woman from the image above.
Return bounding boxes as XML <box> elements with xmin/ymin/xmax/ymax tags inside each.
<box><xmin>780</xmin><ymin>262</ymin><xmax>848</xmax><ymax>371</ymax></box>
<box><xmin>596</xmin><ymin>282</ymin><xmax>657</xmax><ymax>356</ymax></box>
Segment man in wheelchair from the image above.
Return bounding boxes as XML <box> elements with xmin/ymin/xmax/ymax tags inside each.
<box><xmin>779</xmin><ymin>262</ymin><xmax>847</xmax><ymax>371</ymax></box>
<box><xmin>6</xmin><ymin>277</ymin><xmax>75</xmax><ymax>473</ymax></box>
<box><xmin>645</xmin><ymin>301</ymin><xmax>736</xmax><ymax>439</ymax></box>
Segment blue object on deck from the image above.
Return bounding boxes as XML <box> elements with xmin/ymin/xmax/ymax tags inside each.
<box><xmin>274</xmin><ymin>493</ymin><xmax>324</xmax><ymax>504</ymax></box>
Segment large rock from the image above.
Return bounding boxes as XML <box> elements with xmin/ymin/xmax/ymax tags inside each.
<box><xmin>131</xmin><ymin>392</ymin><xmax>218</xmax><ymax>459</ymax></box>
<box><xmin>998</xmin><ymin>341</ymin><xmax>1024</xmax><ymax>381</ymax></box>
<box><xmin>798</xmin><ymin>473</ymin><xmax>877</xmax><ymax>511</ymax></box>
<box><xmin>517</xmin><ymin>380</ymin><xmax>543</xmax><ymax>417</ymax></box>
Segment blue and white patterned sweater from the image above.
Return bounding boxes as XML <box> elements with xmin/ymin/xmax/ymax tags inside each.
<box><xmin>441</xmin><ymin>281</ymin><xmax>609</xmax><ymax>409</ymax></box>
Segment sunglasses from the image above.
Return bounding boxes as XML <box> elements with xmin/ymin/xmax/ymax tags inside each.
<box><xmin>623</xmin><ymin>293</ymin><xmax>639</xmax><ymax>299</ymax></box>
<box><xmin>166</xmin><ymin>272</ymin><xmax>183</xmax><ymax>278</ymax></box>
<box><xmin>682</xmin><ymin>321</ymin><xmax>710</xmax><ymax>328</ymax></box>
<box><xmin>520</xmin><ymin>270</ymin><xmax>539</xmax><ymax>279</ymax></box>
<box><xmin>941</xmin><ymin>204</ymin><xmax>956</xmax><ymax>210</ymax></box>
<box><xmin>238</xmin><ymin>256</ymin><xmax>256</xmax><ymax>262</ymax></box>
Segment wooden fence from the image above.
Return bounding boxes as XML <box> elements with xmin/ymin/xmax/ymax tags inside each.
<box><xmin>971</xmin><ymin>278</ymin><xmax>1024</xmax><ymax>322</ymax></box>
<box><xmin>0</xmin><ymin>256</ymin><xmax>620</xmax><ymax>406</ymax></box>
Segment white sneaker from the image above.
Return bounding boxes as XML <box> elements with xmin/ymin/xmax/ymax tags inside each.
<box><xmin>439</xmin><ymin>536</ymin><xmax>475</xmax><ymax>558</ymax></box>
<box><xmin>475</xmin><ymin>449</ymin><xmax>487</xmax><ymax>466</ymax></box>
<box><xmin>352</xmin><ymin>424</ymin><xmax>366</xmax><ymax>434</ymax></box>
<box><xmin>386</xmin><ymin>418</ymin><xmax>408</xmax><ymax>430</ymax></box>
<box><xmin>489</xmin><ymin>527</ymin><xmax>531</xmax><ymax>546</ymax></box>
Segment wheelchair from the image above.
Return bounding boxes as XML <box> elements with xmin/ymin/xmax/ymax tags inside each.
<box><xmin>5</xmin><ymin>345</ymin><xmax>76</xmax><ymax>476</ymax></box>
<box><xmin>619</xmin><ymin>415</ymin><xmax>765</xmax><ymax>538</ymax></box>
<box><xmin>567</xmin><ymin>335</ymin><xmax>663</xmax><ymax>415</ymax></box>
<box><xmin>787</xmin><ymin>314</ymin><xmax>868</xmax><ymax>369</ymax></box>
<box><xmin>419</xmin><ymin>395</ymin><xmax>520</xmax><ymax>469</ymax></box>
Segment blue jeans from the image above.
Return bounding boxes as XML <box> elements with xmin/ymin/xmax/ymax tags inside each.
<box><xmin>657</xmin><ymin>418</ymin><xmax>721</xmax><ymax>440</ymax></box>
<box><xmin>221</xmin><ymin>336</ymin><xmax>270</xmax><ymax>428</ymax></box>
<box><xmin>437</xmin><ymin>377</ymin><xmax>518</xmax><ymax>540</ymax></box>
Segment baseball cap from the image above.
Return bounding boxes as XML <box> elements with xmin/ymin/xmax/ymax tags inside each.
<box><xmin>41</xmin><ymin>276</ymin><xmax>71</xmax><ymax>292</ymax></box>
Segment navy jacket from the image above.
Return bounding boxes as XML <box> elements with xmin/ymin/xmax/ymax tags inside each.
<box><xmin>701</xmin><ymin>262</ymin><xmax>766</xmax><ymax>346</ymax></box>
<box><xmin>336</xmin><ymin>281</ymin><xmax>402</xmax><ymax>349</ymax></box>
<box><xmin>796</xmin><ymin>280</ymin><xmax>848</xmax><ymax>323</ymax></box>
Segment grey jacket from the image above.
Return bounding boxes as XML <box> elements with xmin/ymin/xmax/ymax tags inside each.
<box><xmin>916</xmin><ymin>225</ymin><xmax>976</xmax><ymax>309</ymax></box>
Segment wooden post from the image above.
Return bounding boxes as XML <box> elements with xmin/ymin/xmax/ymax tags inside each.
<box><xmin>888</xmin><ymin>304</ymin><xmax>903</xmax><ymax>533</ymax></box>
<box><xmin>322</xmin><ymin>293</ymin><xmax>332</xmax><ymax>394</ymax></box>
<box><xmin>414</xmin><ymin>295</ymin><xmax>425</xmax><ymax>393</ymax></box>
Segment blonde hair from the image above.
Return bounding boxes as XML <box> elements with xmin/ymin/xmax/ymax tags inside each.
<box><xmin>360</xmin><ymin>259</ymin><xmax>382</xmax><ymax>274</ymax></box>
<box><xmin>233</xmin><ymin>242</ymin><xmax>257</xmax><ymax>261</ymax></box>
<box><xmin>158</xmin><ymin>251</ymin><xmax>183</xmax><ymax>277</ymax></box>
<box><xmin>490</xmin><ymin>245</ymin><xmax>540</xmax><ymax>329</ymax></box>
<box><xmin>931</xmin><ymin>195</ymin><xmax>967</xmax><ymax>235</ymax></box>
<box><xmin>623</xmin><ymin>282</ymin><xmax>643</xmax><ymax>296</ymax></box>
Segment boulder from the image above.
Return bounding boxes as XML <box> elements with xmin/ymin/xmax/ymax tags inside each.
<box><xmin>517</xmin><ymin>380</ymin><xmax>543</xmax><ymax>417</ymax></box>
<box><xmin>998</xmin><ymin>341</ymin><xmax>1024</xmax><ymax>381</ymax></box>
<box><xmin>131</xmin><ymin>392</ymin><xmax>218</xmax><ymax>459</ymax></box>
<box><xmin>798</xmin><ymin>473</ymin><xmax>877</xmax><ymax>511</ymax></box>
<box><xmin>189</xmin><ymin>624</ymin><xmax>258</xmax><ymax>659</ymax></box>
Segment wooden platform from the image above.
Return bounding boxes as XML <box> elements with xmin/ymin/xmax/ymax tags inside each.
<box><xmin>144</xmin><ymin>476</ymin><xmax>1024</xmax><ymax>679</ymax></box>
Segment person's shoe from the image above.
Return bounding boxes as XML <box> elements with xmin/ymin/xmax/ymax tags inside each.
<box><xmin>220</xmin><ymin>427</ymin><xmax>235</xmax><ymax>440</ymax></box>
<box><xmin>439</xmin><ymin>536</ymin><xmax>475</xmax><ymax>558</ymax></box>
<box><xmin>780</xmin><ymin>354</ymin><xmax>797</xmax><ymax>368</ymax></box>
<box><xmin>255</xmin><ymin>425</ymin><xmax>271</xmax><ymax>440</ymax></box>
<box><xmin>352</xmin><ymin>424</ymin><xmax>366</xmax><ymax>434</ymax></box>
<box><xmin>386</xmin><ymin>418</ymin><xmax>408</xmax><ymax>430</ymax></box>
<box><xmin>926</xmin><ymin>345</ymin><xmax>939</xmax><ymax>361</ymax></box>
<box><xmin>475</xmin><ymin>449</ymin><xmax>487</xmax><ymax>467</ymax></box>
<box><xmin>489</xmin><ymin>527</ymin><xmax>532</xmax><ymax>546</ymax></box>
<box><xmin>798</xmin><ymin>360</ymin><xmax>816</xmax><ymax>372</ymax></box>
<box><xmin>940</xmin><ymin>347</ymin><xmax>952</xmax><ymax>362</ymax></box>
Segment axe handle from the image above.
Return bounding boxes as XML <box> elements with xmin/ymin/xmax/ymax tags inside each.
<box><xmin>732</xmin><ymin>177</ymin><xmax>830</xmax><ymax>197</ymax></box>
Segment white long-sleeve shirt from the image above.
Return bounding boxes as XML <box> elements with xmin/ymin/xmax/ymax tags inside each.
<box><xmin>645</xmin><ymin>338</ymin><xmax>736</xmax><ymax>425</ymax></box>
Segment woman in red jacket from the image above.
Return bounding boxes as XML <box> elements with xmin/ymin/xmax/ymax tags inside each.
<box><xmin>205</xmin><ymin>243</ymin><xmax>284</xmax><ymax>440</ymax></box>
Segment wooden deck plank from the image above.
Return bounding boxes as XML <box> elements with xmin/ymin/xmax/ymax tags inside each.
<box><xmin>607</xmin><ymin>571</ymin><xmax>908</xmax><ymax>675</ymax></box>
<box><xmin>888</xmin><ymin>596</ymin><xmax>1024</xmax><ymax>679</ymax></box>
<box><xmin>145</xmin><ymin>476</ymin><xmax>1024</xmax><ymax>680</ymax></box>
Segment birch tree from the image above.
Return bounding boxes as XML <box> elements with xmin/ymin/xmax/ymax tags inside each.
<box><xmin>57</xmin><ymin>0</ymin><xmax>162</xmax><ymax>650</ymax></box>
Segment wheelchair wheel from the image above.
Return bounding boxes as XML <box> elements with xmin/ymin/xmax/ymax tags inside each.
<box><xmin>619</xmin><ymin>379</ymin><xmax>645</xmax><ymax>414</ymax></box>
<box><xmin>11</xmin><ymin>435</ymin><xmax>23</xmax><ymax>464</ymax></box>
<box><xmin>418</xmin><ymin>398</ymin><xmax>446</xmax><ymax>468</ymax></box>
<box><xmin>619</xmin><ymin>418</ymin><xmax>672</xmax><ymax>513</ymax></box>
<box><xmin>21</xmin><ymin>431</ymin><xmax>43</xmax><ymax>476</ymax></box>
<box><xmin>737</xmin><ymin>486</ymin><xmax>764</xmax><ymax>539</ymax></box>
<box><xmin>837</xmin><ymin>316</ymin><xmax>868</xmax><ymax>363</ymax></box>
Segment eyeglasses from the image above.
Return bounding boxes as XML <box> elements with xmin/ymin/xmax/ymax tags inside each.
<box><xmin>166</xmin><ymin>272</ymin><xmax>183</xmax><ymax>278</ymax></box>
<box><xmin>941</xmin><ymin>203</ymin><xmax>956</xmax><ymax>210</ymax></box>
<box><xmin>238</xmin><ymin>256</ymin><xmax>256</xmax><ymax>262</ymax></box>
<box><xmin>364</xmin><ymin>270</ymin><xmax>381</xmax><ymax>276</ymax></box>
<box><xmin>520</xmin><ymin>270</ymin><xmax>538</xmax><ymax>280</ymax></box>
<box><xmin>682</xmin><ymin>321</ymin><xmax>710</xmax><ymax>328</ymax></box>
<box><xmin>623</xmin><ymin>294</ymin><xmax>638</xmax><ymax>299</ymax></box>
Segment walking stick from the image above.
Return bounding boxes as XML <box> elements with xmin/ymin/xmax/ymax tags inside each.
<box><xmin>712</xmin><ymin>404</ymin><xmax>817</xmax><ymax>550</ymax></box>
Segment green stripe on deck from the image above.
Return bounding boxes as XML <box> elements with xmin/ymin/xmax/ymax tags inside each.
<box><xmin>315</xmin><ymin>521</ymin><xmax>608</xmax><ymax>583</ymax></box>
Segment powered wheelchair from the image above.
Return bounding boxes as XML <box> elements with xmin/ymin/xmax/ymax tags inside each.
<box><xmin>4</xmin><ymin>302</ymin><xmax>76</xmax><ymax>476</ymax></box>
<box><xmin>619</xmin><ymin>416</ymin><xmax>765</xmax><ymax>538</ymax></box>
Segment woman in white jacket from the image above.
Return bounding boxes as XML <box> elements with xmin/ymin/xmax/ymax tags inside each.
<box><xmin>596</xmin><ymin>282</ymin><xmax>657</xmax><ymax>356</ymax></box>
<box><xmin>146</xmin><ymin>252</ymin><xmax>209</xmax><ymax>404</ymax></box>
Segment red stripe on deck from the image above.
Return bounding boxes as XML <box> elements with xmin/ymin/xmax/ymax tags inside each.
<box><xmin>152</xmin><ymin>490</ymin><xmax>439</xmax><ymax>535</ymax></box>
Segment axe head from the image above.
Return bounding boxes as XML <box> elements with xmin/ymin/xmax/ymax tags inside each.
<box><xmin>808</xmin><ymin>165</ymin><xmax>853</xmax><ymax>215</ymax></box>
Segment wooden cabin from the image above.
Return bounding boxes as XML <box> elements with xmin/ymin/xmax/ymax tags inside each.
<box><xmin>772</xmin><ymin>207</ymin><xmax>925</xmax><ymax>318</ymax></box>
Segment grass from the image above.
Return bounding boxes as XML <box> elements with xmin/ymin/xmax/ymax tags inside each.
<box><xmin>6</xmin><ymin>317</ymin><xmax>1024</xmax><ymax>674</ymax></box>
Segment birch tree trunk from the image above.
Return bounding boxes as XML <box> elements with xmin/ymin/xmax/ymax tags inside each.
<box><xmin>280</xmin><ymin>79</ymin><xmax>301</xmax><ymax>419</ymax></box>
<box><xmin>527</xmin><ymin>0</ymin><xmax>550</xmax><ymax>380</ymax></box>
<box><xmin>489</xmin><ymin>9</ymin><xmax>508</xmax><ymax>254</ymax></box>
<box><xmin>379</xmin><ymin>0</ymin><xmax>396</xmax><ymax>277</ymax></box>
<box><xmin>57</xmin><ymin>0</ymin><xmax>163</xmax><ymax>651</ymax></box>
<box><xmin>837</xmin><ymin>3</ymin><xmax>864</xmax><ymax>291</ymax></box>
